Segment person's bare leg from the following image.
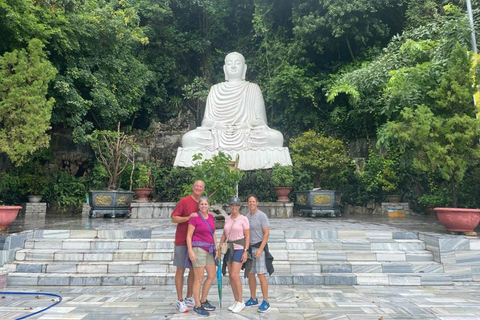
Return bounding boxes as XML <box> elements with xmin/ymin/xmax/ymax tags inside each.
<box><xmin>227</xmin><ymin>262</ymin><xmax>239</xmax><ymax>302</ymax></box>
<box><xmin>248</xmin><ymin>273</ymin><xmax>257</xmax><ymax>300</ymax></box>
<box><xmin>192</xmin><ymin>267</ymin><xmax>205</xmax><ymax>308</ymax></box>
<box><xmin>186</xmin><ymin>269</ymin><xmax>194</xmax><ymax>299</ymax></box>
<box><xmin>229</xmin><ymin>262</ymin><xmax>243</xmax><ymax>302</ymax></box>
<box><xmin>258</xmin><ymin>273</ymin><xmax>268</xmax><ymax>301</ymax></box>
<box><xmin>175</xmin><ymin>268</ymin><xmax>185</xmax><ymax>301</ymax></box>
<box><xmin>201</xmin><ymin>264</ymin><xmax>216</xmax><ymax>302</ymax></box>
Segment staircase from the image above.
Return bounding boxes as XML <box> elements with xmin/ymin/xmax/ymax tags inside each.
<box><xmin>3</xmin><ymin>227</ymin><xmax>455</xmax><ymax>287</ymax></box>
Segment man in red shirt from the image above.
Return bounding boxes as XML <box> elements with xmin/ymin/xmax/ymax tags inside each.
<box><xmin>171</xmin><ymin>180</ymin><xmax>205</xmax><ymax>313</ymax></box>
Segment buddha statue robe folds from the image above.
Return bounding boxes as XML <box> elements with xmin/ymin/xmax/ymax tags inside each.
<box><xmin>174</xmin><ymin>52</ymin><xmax>292</xmax><ymax>170</ymax></box>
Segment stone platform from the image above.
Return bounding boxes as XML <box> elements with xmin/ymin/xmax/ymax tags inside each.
<box><xmin>130</xmin><ymin>202</ymin><xmax>293</xmax><ymax>219</ymax></box>
<box><xmin>1</xmin><ymin>214</ymin><xmax>480</xmax><ymax>319</ymax></box>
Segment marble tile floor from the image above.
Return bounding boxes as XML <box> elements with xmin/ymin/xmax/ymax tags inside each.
<box><xmin>3</xmin><ymin>213</ymin><xmax>479</xmax><ymax>319</ymax></box>
<box><xmin>0</xmin><ymin>283</ymin><xmax>480</xmax><ymax>319</ymax></box>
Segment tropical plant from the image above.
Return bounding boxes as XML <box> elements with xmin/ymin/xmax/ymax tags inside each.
<box><xmin>357</xmin><ymin>151</ymin><xmax>399</xmax><ymax>200</ymax></box>
<box><xmin>183</xmin><ymin>152</ymin><xmax>244</xmax><ymax>204</ymax></box>
<box><xmin>43</xmin><ymin>172</ymin><xmax>87</xmax><ymax>212</ymax></box>
<box><xmin>271</xmin><ymin>163</ymin><xmax>294</xmax><ymax>187</ymax></box>
<box><xmin>377</xmin><ymin>43</ymin><xmax>480</xmax><ymax>207</ymax></box>
<box><xmin>290</xmin><ymin>130</ymin><xmax>350</xmax><ymax>188</ymax></box>
<box><xmin>134</xmin><ymin>164</ymin><xmax>152</xmax><ymax>189</ymax></box>
<box><xmin>238</xmin><ymin>169</ymin><xmax>276</xmax><ymax>202</ymax></box>
<box><xmin>85</xmin><ymin>122</ymin><xmax>137</xmax><ymax>190</ymax></box>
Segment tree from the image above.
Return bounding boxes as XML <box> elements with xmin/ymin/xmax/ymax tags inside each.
<box><xmin>0</xmin><ymin>38</ymin><xmax>57</xmax><ymax>165</ymax></box>
<box><xmin>290</xmin><ymin>130</ymin><xmax>350</xmax><ymax>188</ymax></box>
<box><xmin>377</xmin><ymin>44</ymin><xmax>480</xmax><ymax>207</ymax></box>
<box><xmin>184</xmin><ymin>152</ymin><xmax>244</xmax><ymax>204</ymax></box>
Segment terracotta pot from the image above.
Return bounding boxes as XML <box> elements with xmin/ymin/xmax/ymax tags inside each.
<box><xmin>0</xmin><ymin>206</ymin><xmax>22</xmax><ymax>229</ymax></box>
<box><xmin>434</xmin><ymin>207</ymin><xmax>480</xmax><ymax>234</ymax></box>
<box><xmin>274</xmin><ymin>187</ymin><xmax>292</xmax><ymax>202</ymax></box>
<box><xmin>133</xmin><ymin>188</ymin><xmax>152</xmax><ymax>202</ymax></box>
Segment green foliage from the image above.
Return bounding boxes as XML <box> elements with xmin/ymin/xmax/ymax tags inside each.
<box><xmin>85</xmin><ymin>123</ymin><xmax>137</xmax><ymax>190</ymax></box>
<box><xmin>377</xmin><ymin>43</ymin><xmax>480</xmax><ymax>207</ymax></box>
<box><xmin>43</xmin><ymin>172</ymin><xmax>87</xmax><ymax>212</ymax></box>
<box><xmin>0</xmin><ymin>171</ymin><xmax>24</xmax><ymax>205</ymax></box>
<box><xmin>134</xmin><ymin>164</ymin><xmax>151</xmax><ymax>189</ymax></box>
<box><xmin>271</xmin><ymin>163</ymin><xmax>294</xmax><ymax>187</ymax></box>
<box><xmin>87</xmin><ymin>161</ymin><xmax>109</xmax><ymax>191</ymax></box>
<box><xmin>238</xmin><ymin>169</ymin><xmax>276</xmax><ymax>202</ymax></box>
<box><xmin>183</xmin><ymin>152</ymin><xmax>244</xmax><ymax>204</ymax></box>
<box><xmin>155</xmin><ymin>166</ymin><xmax>192</xmax><ymax>202</ymax></box>
<box><xmin>417</xmin><ymin>194</ymin><xmax>449</xmax><ymax>208</ymax></box>
<box><xmin>290</xmin><ymin>130</ymin><xmax>350</xmax><ymax>188</ymax></box>
<box><xmin>0</xmin><ymin>38</ymin><xmax>57</xmax><ymax>165</ymax></box>
<box><xmin>326</xmin><ymin>7</ymin><xmax>472</xmax><ymax>139</ymax></box>
<box><xmin>357</xmin><ymin>151</ymin><xmax>399</xmax><ymax>201</ymax></box>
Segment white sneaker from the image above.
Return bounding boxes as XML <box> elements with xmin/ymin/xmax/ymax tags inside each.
<box><xmin>232</xmin><ymin>301</ymin><xmax>245</xmax><ymax>313</ymax></box>
<box><xmin>176</xmin><ymin>299</ymin><xmax>189</xmax><ymax>313</ymax></box>
<box><xmin>184</xmin><ymin>296</ymin><xmax>195</xmax><ymax>308</ymax></box>
<box><xmin>228</xmin><ymin>301</ymin><xmax>238</xmax><ymax>311</ymax></box>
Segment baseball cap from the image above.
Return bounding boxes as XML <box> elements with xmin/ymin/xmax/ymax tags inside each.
<box><xmin>229</xmin><ymin>197</ymin><xmax>241</xmax><ymax>205</ymax></box>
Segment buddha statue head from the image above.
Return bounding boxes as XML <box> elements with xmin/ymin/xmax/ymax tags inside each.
<box><xmin>223</xmin><ymin>52</ymin><xmax>247</xmax><ymax>82</ymax></box>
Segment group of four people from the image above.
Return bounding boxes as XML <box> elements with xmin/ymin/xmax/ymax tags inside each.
<box><xmin>171</xmin><ymin>180</ymin><xmax>272</xmax><ymax>316</ymax></box>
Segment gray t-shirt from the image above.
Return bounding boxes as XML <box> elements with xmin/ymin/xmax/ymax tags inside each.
<box><xmin>246</xmin><ymin>210</ymin><xmax>270</xmax><ymax>245</ymax></box>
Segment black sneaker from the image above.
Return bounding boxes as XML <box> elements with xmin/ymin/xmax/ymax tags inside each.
<box><xmin>193</xmin><ymin>305</ymin><xmax>210</xmax><ymax>316</ymax></box>
<box><xmin>201</xmin><ymin>299</ymin><xmax>216</xmax><ymax>311</ymax></box>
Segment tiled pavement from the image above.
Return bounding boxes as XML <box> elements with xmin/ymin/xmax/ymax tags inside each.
<box><xmin>1</xmin><ymin>283</ymin><xmax>480</xmax><ymax>319</ymax></box>
<box><xmin>0</xmin><ymin>213</ymin><xmax>479</xmax><ymax>319</ymax></box>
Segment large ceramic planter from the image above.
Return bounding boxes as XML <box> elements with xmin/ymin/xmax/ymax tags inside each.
<box><xmin>0</xmin><ymin>206</ymin><xmax>22</xmax><ymax>229</ymax></box>
<box><xmin>274</xmin><ymin>187</ymin><xmax>292</xmax><ymax>202</ymax></box>
<box><xmin>89</xmin><ymin>190</ymin><xmax>134</xmax><ymax>218</ymax></box>
<box><xmin>296</xmin><ymin>190</ymin><xmax>342</xmax><ymax>217</ymax></box>
<box><xmin>133</xmin><ymin>188</ymin><xmax>152</xmax><ymax>203</ymax></box>
<box><xmin>434</xmin><ymin>207</ymin><xmax>480</xmax><ymax>235</ymax></box>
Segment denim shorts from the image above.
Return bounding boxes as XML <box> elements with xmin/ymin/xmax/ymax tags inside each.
<box><xmin>224</xmin><ymin>249</ymin><xmax>244</xmax><ymax>263</ymax></box>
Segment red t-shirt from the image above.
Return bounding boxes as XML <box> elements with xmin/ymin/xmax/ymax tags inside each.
<box><xmin>189</xmin><ymin>213</ymin><xmax>215</xmax><ymax>252</ymax></box>
<box><xmin>172</xmin><ymin>196</ymin><xmax>199</xmax><ymax>246</ymax></box>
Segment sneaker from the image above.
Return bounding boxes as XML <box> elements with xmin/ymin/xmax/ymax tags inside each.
<box><xmin>257</xmin><ymin>300</ymin><xmax>271</xmax><ymax>313</ymax></box>
<box><xmin>245</xmin><ymin>297</ymin><xmax>258</xmax><ymax>307</ymax></box>
<box><xmin>201</xmin><ymin>299</ymin><xmax>216</xmax><ymax>311</ymax></box>
<box><xmin>231</xmin><ymin>301</ymin><xmax>245</xmax><ymax>313</ymax></box>
<box><xmin>176</xmin><ymin>299</ymin><xmax>189</xmax><ymax>313</ymax></box>
<box><xmin>193</xmin><ymin>305</ymin><xmax>210</xmax><ymax>317</ymax></box>
<box><xmin>184</xmin><ymin>296</ymin><xmax>195</xmax><ymax>308</ymax></box>
<box><xmin>228</xmin><ymin>301</ymin><xmax>237</xmax><ymax>311</ymax></box>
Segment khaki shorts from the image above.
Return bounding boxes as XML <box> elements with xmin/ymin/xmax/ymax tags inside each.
<box><xmin>192</xmin><ymin>247</ymin><xmax>215</xmax><ymax>268</ymax></box>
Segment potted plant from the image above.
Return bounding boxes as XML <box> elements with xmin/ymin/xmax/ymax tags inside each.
<box><xmin>271</xmin><ymin>163</ymin><xmax>294</xmax><ymax>202</ymax></box>
<box><xmin>290</xmin><ymin>131</ymin><xmax>349</xmax><ymax>217</ymax></box>
<box><xmin>417</xmin><ymin>194</ymin><xmax>449</xmax><ymax>215</ymax></box>
<box><xmin>86</xmin><ymin>122</ymin><xmax>137</xmax><ymax>218</ymax></box>
<box><xmin>23</xmin><ymin>171</ymin><xmax>49</xmax><ymax>203</ymax></box>
<box><xmin>133</xmin><ymin>164</ymin><xmax>153</xmax><ymax>202</ymax></box>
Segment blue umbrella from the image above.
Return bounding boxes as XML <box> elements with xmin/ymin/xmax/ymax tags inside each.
<box><xmin>216</xmin><ymin>256</ymin><xmax>222</xmax><ymax>308</ymax></box>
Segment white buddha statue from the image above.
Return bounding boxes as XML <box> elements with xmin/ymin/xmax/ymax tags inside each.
<box><xmin>182</xmin><ymin>52</ymin><xmax>284</xmax><ymax>149</ymax></box>
<box><xmin>175</xmin><ymin>52</ymin><xmax>292</xmax><ymax>170</ymax></box>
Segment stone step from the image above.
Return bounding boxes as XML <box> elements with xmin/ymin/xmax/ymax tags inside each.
<box><xmin>4</xmin><ymin>260</ymin><xmax>442</xmax><ymax>275</ymax></box>
<box><xmin>24</xmin><ymin>237</ymin><xmax>426</xmax><ymax>250</ymax></box>
<box><xmin>6</xmin><ymin>272</ymin><xmax>452</xmax><ymax>287</ymax></box>
<box><xmin>31</xmin><ymin>229</ymin><xmax>420</xmax><ymax>240</ymax></box>
<box><xmin>13</xmin><ymin>248</ymin><xmax>434</xmax><ymax>263</ymax></box>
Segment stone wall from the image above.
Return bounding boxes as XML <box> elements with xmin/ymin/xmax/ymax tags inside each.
<box><xmin>130</xmin><ymin>202</ymin><xmax>293</xmax><ymax>219</ymax></box>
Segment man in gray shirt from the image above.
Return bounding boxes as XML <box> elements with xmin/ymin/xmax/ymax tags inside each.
<box><xmin>244</xmin><ymin>194</ymin><xmax>272</xmax><ymax>313</ymax></box>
